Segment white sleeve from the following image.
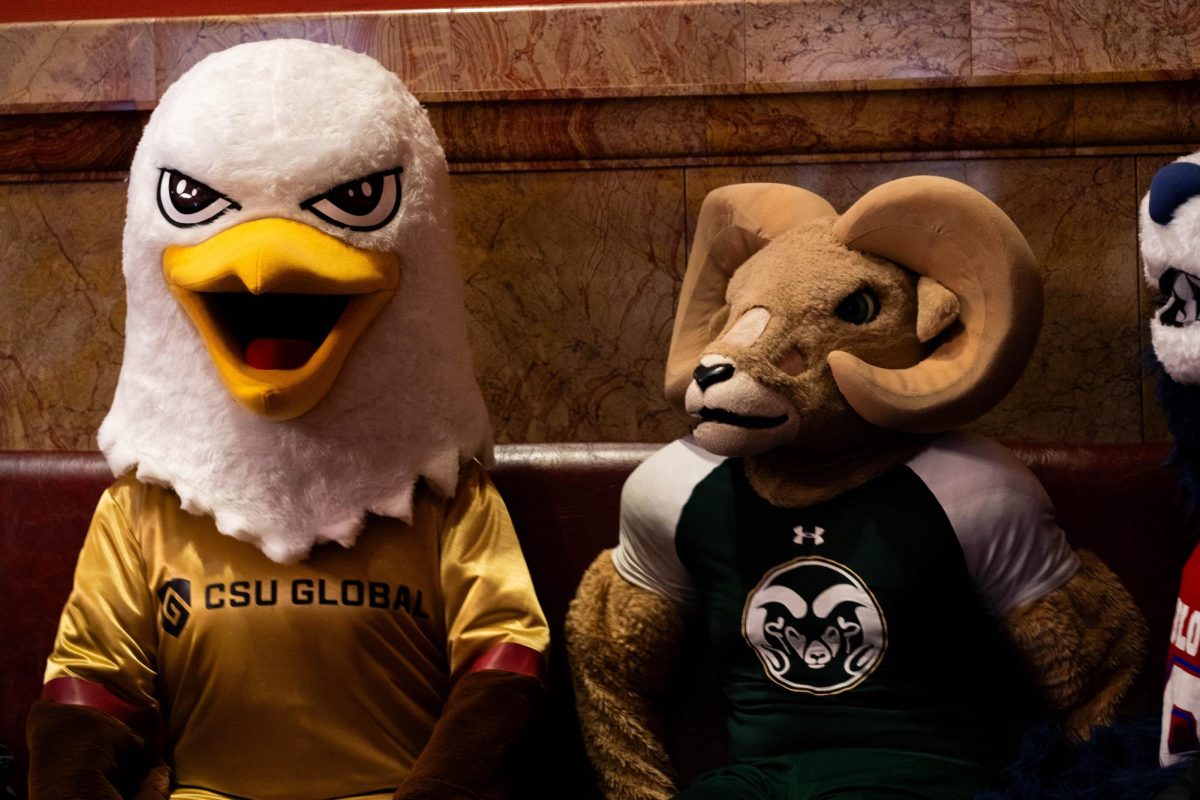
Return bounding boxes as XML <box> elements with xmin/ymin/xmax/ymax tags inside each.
<box><xmin>908</xmin><ymin>432</ymin><xmax>1080</xmax><ymax>617</ymax></box>
<box><xmin>610</xmin><ymin>436</ymin><xmax>725</xmax><ymax>607</ymax></box>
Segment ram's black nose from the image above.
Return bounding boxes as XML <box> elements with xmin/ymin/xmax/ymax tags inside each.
<box><xmin>1149</xmin><ymin>161</ymin><xmax>1200</xmax><ymax>225</ymax></box>
<box><xmin>694</xmin><ymin>363</ymin><xmax>735</xmax><ymax>390</ymax></box>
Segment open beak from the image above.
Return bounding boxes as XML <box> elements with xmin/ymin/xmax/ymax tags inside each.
<box><xmin>163</xmin><ymin>217</ymin><xmax>399</xmax><ymax>420</ymax></box>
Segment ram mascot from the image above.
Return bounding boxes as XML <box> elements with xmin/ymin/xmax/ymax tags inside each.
<box><xmin>26</xmin><ymin>40</ymin><xmax>548</xmax><ymax>800</ymax></box>
<box><xmin>566</xmin><ymin>178</ymin><xmax>1147</xmax><ymax>799</ymax></box>
<box><xmin>1143</xmin><ymin>152</ymin><xmax>1200</xmax><ymax>798</ymax></box>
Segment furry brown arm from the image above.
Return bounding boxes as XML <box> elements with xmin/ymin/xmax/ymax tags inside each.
<box><xmin>565</xmin><ymin>551</ymin><xmax>688</xmax><ymax>800</ymax></box>
<box><xmin>393</xmin><ymin>669</ymin><xmax>542</xmax><ymax>800</ymax></box>
<box><xmin>1002</xmin><ymin>550</ymin><xmax>1147</xmax><ymax>739</ymax></box>
<box><xmin>27</xmin><ymin>700</ymin><xmax>164</xmax><ymax>800</ymax></box>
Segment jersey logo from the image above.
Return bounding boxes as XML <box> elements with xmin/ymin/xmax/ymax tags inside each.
<box><xmin>792</xmin><ymin>525</ymin><xmax>825</xmax><ymax>545</ymax></box>
<box><xmin>157</xmin><ymin>578</ymin><xmax>192</xmax><ymax>638</ymax></box>
<box><xmin>742</xmin><ymin>557</ymin><xmax>886</xmax><ymax>695</ymax></box>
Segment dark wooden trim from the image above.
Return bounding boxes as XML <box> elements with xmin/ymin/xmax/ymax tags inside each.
<box><xmin>2</xmin><ymin>81</ymin><xmax>1198</xmax><ymax>177</ymax></box>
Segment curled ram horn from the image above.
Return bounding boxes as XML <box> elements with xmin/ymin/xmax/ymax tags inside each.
<box><xmin>829</xmin><ymin>175</ymin><xmax>1042</xmax><ymax>433</ymax></box>
<box><xmin>664</xmin><ymin>183</ymin><xmax>837</xmax><ymax>405</ymax></box>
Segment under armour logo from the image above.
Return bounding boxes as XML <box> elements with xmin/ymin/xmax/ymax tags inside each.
<box><xmin>793</xmin><ymin>526</ymin><xmax>825</xmax><ymax>545</ymax></box>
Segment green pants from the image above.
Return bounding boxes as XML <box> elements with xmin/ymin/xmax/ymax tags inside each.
<box><xmin>674</xmin><ymin>749</ymin><xmax>997</xmax><ymax>800</ymax></box>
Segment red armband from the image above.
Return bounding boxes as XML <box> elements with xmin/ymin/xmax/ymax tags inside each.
<box><xmin>465</xmin><ymin>643</ymin><xmax>544</xmax><ymax>683</ymax></box>
<box><xmin>42</xmin><ymin>676</ymin><xmax>157</xmax><ymax>741</ymax></box>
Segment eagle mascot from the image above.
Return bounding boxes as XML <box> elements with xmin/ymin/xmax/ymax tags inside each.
<box><xmin>565</xmin><ymin>178</ymin><xmax>1148</xmax><ymax>799</ymax></box>
<box><xmin>26</xmin><ymin>40</ymin><xmax>548</xmax><ymax>800</ymax></box>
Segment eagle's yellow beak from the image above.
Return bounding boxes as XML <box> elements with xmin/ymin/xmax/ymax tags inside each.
<box><xmin>163</xmin><ymin>218</ymin><xmax>399</xmax><ymax>420</ymax></box>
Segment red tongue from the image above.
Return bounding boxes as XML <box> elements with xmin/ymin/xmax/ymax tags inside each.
<box><xmin>245</xmin><ymin>338</ymin><xmax>318</xmax><ymax>370</ymax></box>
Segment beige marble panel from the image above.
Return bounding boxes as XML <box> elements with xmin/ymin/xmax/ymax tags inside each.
<box><xmin>453</xmin><ymin>169</ymin><xmax>692</xmax><ymax>443</ymax></box>
<box><xmin>0</xmin><ymin>181</ymin><xmax>126</xmax><ymax>450</ymax></box>
<box><xmin>0</xmin><ymin>21</ymin><xmax>154</xmax><ymax>109</ymax></box>
<box><xmin>972</xmin><ymin>0</ymin><xmax>1200</xmax><ymax>76</ymax></box>
<box><xmin>686</xmin><ymin>158</ymin><xmax>1143</xmax><ymax>443</ymax></box>
<box><xmin>747</xmin><ymin>0</ymin><xmax>970</xmax><ymax>85</ymax></box>
<box><xmin>449</xmin><ymin>1</ymin><xmax>744</xmax><ymax>93</ymax></box>
<box><xmin>1137</xmin><ymin>153</ymin><xmax>1191</xmax><ymax>444</ymax></box>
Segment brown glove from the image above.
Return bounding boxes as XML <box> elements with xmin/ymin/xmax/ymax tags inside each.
<box><xmin>27</xmin><ymin>699</ymin><xmax>165</xmax><ymax>800</ymax></box>
<box><xmin>565</xmin><ymin>551</ymin><xmax>688</xmax><ymax>800</ymax></box>
<box><xmin>393</xmin><ymin>666</ymin><xmax>543</xmax><ymax>800</ymax></box>
<box><xmin>1003</xmin><ymin>549</ymin><xmax>1147</xmax><ymax>739</ymax></box>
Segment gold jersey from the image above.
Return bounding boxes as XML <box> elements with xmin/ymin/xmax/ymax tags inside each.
<box><xmin>44</xmin><ymin>464</ymin><xmax>549</xmax><ymax>800</ymax></box>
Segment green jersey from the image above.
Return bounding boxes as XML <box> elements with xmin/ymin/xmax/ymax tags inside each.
<box><xmin>612</xmin><ymin>433</ymin><xmax>1077</xmax><ymax>777</ymax></box>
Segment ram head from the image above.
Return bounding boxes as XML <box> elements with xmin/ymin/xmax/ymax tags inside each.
<box><xmin>667</xmin><ymin>177</ymin><xmax>1042</xmax><ymax>460</ymax></box>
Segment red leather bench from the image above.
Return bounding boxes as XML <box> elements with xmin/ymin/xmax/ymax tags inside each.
<box><xmin>0</xmin><ymin>443</ymin><xmax>1191</xmax><ymax>798</ymax></box>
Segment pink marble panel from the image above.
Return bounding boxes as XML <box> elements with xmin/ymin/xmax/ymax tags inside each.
<box><xmin>972</xmin><ymin>0</ymin><xmax>1200</xmax><ymax>77</ymax></box>
<box><xmin>746</xmin><ymin>0</ymin><xmax>970</xmax><ymax>85</ymax></box>
<box><xmin>0</xmin><ymin>20</ymin><xmax>154</xmax><ymax>110</ymax></box>
<box><xmin>449</xmin><ymin>1</ymin><xmax>744</xmax><ymax>93</ymax></box>
<box><xmin>154</xmin><ymin>15</ymin><xmax>334</xmax><ymax>96</ymax></box>
<box><xmin>0</xmin><ymin>180</ymin><xmax>127</xmax><ymax>450</ymax></box>
<box><xmin>326</xmin><ymin>13</ymin><xmax>452</xmax><ymax>93</ymax></box>
<box><xmin>685</xmin><ymin>158</ymin><xmax>1143</xmax><ymax>443</ymax></box>
<box><xmin>155</xmin><ymin>13</ymin><xmax>455</xmax><ymax>98</ymax></box>
<box><xmin>452</xmin><ymin>168</ymin><xmax>692</xmax><ymax>443</ymax></box>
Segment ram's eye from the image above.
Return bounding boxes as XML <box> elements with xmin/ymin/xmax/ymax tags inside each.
<box><xmin>835</xmin><ymin>289</ymin><xmax>880</xmax><ymax>325</ymax></box>
<box><xmin>301</xmin><ymin>169</ymin><xmax>402</xmax><ymax>232</ymax></box>
<box><xmin>157</xmin><ymin>169</ymin><xmax>239</xmax><ymax>227</ymax></box>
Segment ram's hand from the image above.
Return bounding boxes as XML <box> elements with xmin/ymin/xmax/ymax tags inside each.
<box><xmin>565</xmin><ymin>551</ymin><xmax>688</xmax><ymax>800</ymax></box>
<box><xmin>1002</xmin><ymin>550</ymin><xmax>1147</xmax><ymax>740</ymax></box>
<box><xmin>27</xmin><ymin>699</ymin><xmax>161</xmax><ymax>800</ymax></box>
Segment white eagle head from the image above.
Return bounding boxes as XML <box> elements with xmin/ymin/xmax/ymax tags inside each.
<box><xmin>99</xmin><ymin>39</ymin><xmax>492</xmax><ymax>563</ymax></box>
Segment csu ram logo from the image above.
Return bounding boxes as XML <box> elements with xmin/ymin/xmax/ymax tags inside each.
<box><xmin>742</xmin><ymin>557</ymin><xmax>886</xmax><ymax>694</ymax></box>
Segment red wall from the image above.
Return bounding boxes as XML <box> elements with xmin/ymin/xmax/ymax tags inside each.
<box><xmin>5</xmin><ymin>0</ymin><xmax>620</xmax><ymax>24</ymax></box>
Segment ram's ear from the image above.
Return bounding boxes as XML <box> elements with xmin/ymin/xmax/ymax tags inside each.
<box><xmin>665</xmin><ymin>183</ymin><xmax>836</xmax><ymax>405</ymax></box>
<box><xmin>916</xmin><ymin>276</ymin><xmax>959</xmax><ymax>343</ymax></box>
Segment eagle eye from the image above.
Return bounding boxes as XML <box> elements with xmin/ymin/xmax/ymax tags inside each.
<box><xmin>300</xmin><ymin>168</ymin><xmax>403</xmax><ymax>232</ymax></box>
<box><xmin>157</xmin><ymin>169</ymin><xmax>240</xmax><ymax>227</ymax></box>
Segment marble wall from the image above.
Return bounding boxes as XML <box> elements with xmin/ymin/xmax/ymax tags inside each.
<box><xmin>4</xmin><ymin>0</ymin><xmax>1200</xmax><ymax>110</ymax></box>
<box><xmin>1</xmin><ymin>0</ymin><xmax>1197</xmax><ymax>449</ymax></box>
<box><xmin>0</xmin><ymin>153</ymin><xmax>1180</xmax><ymax>448</ymax></box>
